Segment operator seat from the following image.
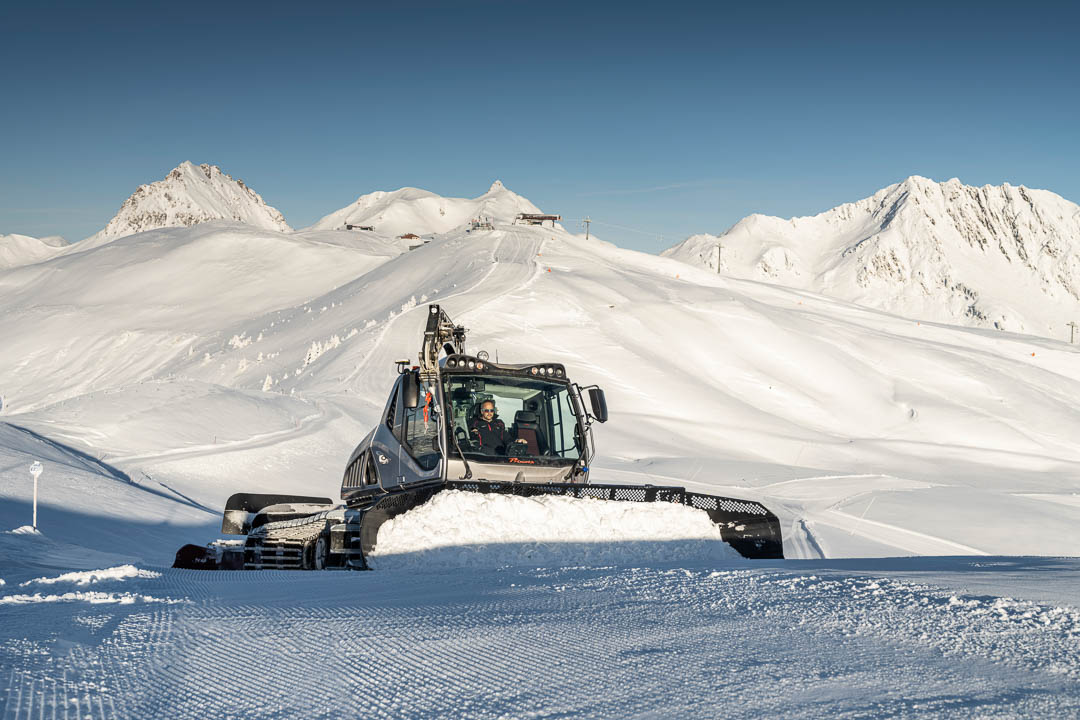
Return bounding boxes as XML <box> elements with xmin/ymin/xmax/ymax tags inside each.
<box><xmin>512</xmin><ymin>411</ymin><xmax>545</xmax><ymax>455</ymax></box>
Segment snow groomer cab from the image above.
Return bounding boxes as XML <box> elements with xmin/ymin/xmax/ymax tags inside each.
<box><xmin>340</xmin><ymin>304</ymin><xmax>609</xmax><ymax>503</ymax></box>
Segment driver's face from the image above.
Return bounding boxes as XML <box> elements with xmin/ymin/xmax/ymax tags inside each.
<box><xmin>480</xmin><ymin>404</ymin><xmax>495</xmax><ymax>418</ymax></box>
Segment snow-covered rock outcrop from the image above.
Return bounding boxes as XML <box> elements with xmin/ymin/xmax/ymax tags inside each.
<box><xmin>663</xmin><ymin>176</ymin><xmax>1080</xmax><ymax>336</ymax></box>
<box><xmin>309</xmin><ymin>180</ymin><xmax>543</xmax><ymax>237</ymax></box>
<box><xmin>0</xmin><ymin>233</ymin><xmax>68</xmax><ymax>270</ymax></box>
<box><xmin>85</xmin><ymin>161</ymin><xmax>291</xmax><ymax>244</ymax></box>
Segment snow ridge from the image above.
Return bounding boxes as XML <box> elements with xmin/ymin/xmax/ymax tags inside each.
<box><xmin>0</xmin><ymin>233</ymin><xmax>68</xmax><ymax>269</ymax></box>
<box><xmin>309</xmin><ymin>179</ymin><xmax>543</xmax><ymax>237</ymax></box>
<box><xmin>85</xmin><ymin>161</ymin><xmax>291</xmax><ymax>244</ymax></box>
<box><xmin>664</xmin><ymin>176</ymin><xmax>1080</xmax><ymax>336</ymax></box>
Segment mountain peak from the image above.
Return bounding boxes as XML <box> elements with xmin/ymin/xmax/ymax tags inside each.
<box><xmin>663</xmin><ymin>177</ymin><xmax>1080</xmax><ymax>336</ymax></box>
<box><xmin>85</xmin><ymin>162</ymin><xmax>292</xmax><ymax>244</ymax></box>
<box><xmin>896</xmin><ymin>175</ymin><xmax>936</xmax><ymax>190</ymax></box>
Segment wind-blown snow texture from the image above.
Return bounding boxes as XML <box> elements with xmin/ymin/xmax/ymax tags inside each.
<box><xmin>2</xmin><ymin>176</ymin><xmax>1080</xmax><ymax>717</ymax></box>
<box><xmin>664</xmin><ymin>176</ymin><xmax>1080</xmax><ymax>338</ymax></box>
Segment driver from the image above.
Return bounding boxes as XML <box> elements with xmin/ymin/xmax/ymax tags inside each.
<box><xmin>468</xmin><ymin>399</ymin><xmax>527</xmax><ymax>455</ymax></box>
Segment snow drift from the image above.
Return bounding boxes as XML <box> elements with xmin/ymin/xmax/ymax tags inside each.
<box><xmin>0</xmin><ymin>233</ymin><xmax>68</xmax><ymax>270</ymax></box>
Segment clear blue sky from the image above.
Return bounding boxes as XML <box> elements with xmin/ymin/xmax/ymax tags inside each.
<box><xmin>2</xmin><ymin>0</ymin><xmax>1077</xmax><ymax>253</ymax></box>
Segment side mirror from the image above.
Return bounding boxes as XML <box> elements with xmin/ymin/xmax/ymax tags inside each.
<box><xmin>402</xmin><ymin>372</ymin><xmax>421</xmax><ymax>409</ymax></box>
<box><xmin>588</xmin><ymin>387</ymin><xmax>608</xmax><ymax>423</ymax></box>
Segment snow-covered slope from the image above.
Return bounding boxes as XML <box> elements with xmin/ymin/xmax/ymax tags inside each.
<box><xmin>0</xmin><ymin>223</ymin><xmax>404</xmax><ymax>417</ymax></box>
<box><xmin>82</xmin><ymin>162</ymin><xmax>291</xmax><ymax>246</ymax></box>
<box><xmin>3</xmin><ymin>214</ymin><xmax>1080</xmax><ymax>557</ymax></box>
<box><xmin>663</xmin><ymin>177</ymin><xmax>1080</xmax><ymax>337</ymax></box>
<box><xmin>5</xmin><ymin>202</ymin><xmax>1080</xmax><ymax>717</ymax></box>
<box><xmin>0</xmin><ymin>233</ymin><xmax>67</xmax><ymax>270</ymax></box>
<box><xmin>309</xmin><ymin>180</ymin><xmax>543</xmax><ymax>237</ymax></box>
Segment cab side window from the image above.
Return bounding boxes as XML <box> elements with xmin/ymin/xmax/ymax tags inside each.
<box><xmin>385</xmin><ymin>381</ymin><xmax>399</xmax><ymax>432</ymax></box>
<box><xmin>401</xmin><ymin>391</ymin><xmax>441</xmax><ymax>471</ymax></box>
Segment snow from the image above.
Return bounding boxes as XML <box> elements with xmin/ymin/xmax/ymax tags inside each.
<box><xmin>308</xmin><ymin>179</ymin><xmax>544</xmax><ymax>237</ymax></box>
<box><xmin>0</xmin><ymin>233</ymin><xmax>68</xmax><ymax>270</ymax></box>
<box><xmin>18</xmin><ymin>565</ymin><xmax>160</xmax><ymax>587</ymax></box>
<box><xmin>663</xmin><ymin>176</ymin><xmax>1080</xmax><ymax>338</ymax></box>
<box><xmin>2</xmin><ymin>177</ymin><xmax>1080</xmax><ymax>716</ymax></box>
<box><xmin>82</xmin><ymin>161</ymin><xmax>291</xmax><ymax>247</ymax></box>
<box><xmin>0</xmin><ymin>590</ymin><xmax>183</xmax><ymax>606</ymax></box>
<box><xmin>368</xmin><ymin>490</ymin><xmax>742</xmax><ymax>569</ymax></box>
<box><xmin>2</xmin><ymin>559</ymin><xmax>1079</xmax><ymax>717</ymax></box>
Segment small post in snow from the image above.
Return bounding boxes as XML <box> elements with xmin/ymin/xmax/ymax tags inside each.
<box><xmin>716</xmin><ymin>242</ymin><xmax>723</xmax><ymax>273</ymax></box>
<box><xmin>29</xmin><ymin>461</ymin><xmax>43</xmax><ymax>530</ymax></box>
<box><xmin>1068</xmin><ymin>321</ymin><xmax>1077</xmax><ymax>344</ymax></box>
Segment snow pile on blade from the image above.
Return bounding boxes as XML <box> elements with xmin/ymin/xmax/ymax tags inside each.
<box><xmin>368</xmin><ymin>490</ymin><xmax>744</xmax><ymax>569</ymax></box>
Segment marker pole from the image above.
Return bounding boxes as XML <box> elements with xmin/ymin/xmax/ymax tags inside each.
<box><xmin>29</xmin><ymin>462</ymin><xmax>43</xmax><ymax>530</ymax></box>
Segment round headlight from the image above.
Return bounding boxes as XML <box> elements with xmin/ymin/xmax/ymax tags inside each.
<box><xmin>556</xmin><ymin>368</ymin><xmax>564</xmax><ymax>377</ymax></box>
<box><xmin>468</xmin><ymin>360</ymin><xmax>476</xmax><ymax>369</ymax></box>
<box><xmin>477</xmin><ymin>362</ymin><xmax>484</xmax><ymax>370</ymax></box>
<box><xmin>531</xmin><ymin>367</ymin><xmax>539</xmax><ymax>375</ymax></box>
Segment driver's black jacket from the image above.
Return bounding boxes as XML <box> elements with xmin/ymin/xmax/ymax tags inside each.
<box><xmin>468</xmin><ymin>416</ymin><xmax>512</xmax><ymax>455</ymax></box>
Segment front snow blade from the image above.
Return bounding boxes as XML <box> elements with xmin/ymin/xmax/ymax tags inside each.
<box><xmin>351</xmin><ymin>481</ymin><xmax>783</xmax><ymax>563</ymax></box>
<box><xmin>444</xmin><ymin>481</ymin><xmax>784</xmax><ymax>559</ymax></box>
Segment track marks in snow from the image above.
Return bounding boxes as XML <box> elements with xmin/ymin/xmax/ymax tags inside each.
<box><xmin>754</xmin><ymin>571</ymin><xmax>1080</xmax><ymax>679</ymax></box>
<box><xmin>1</xmin><ymin>610</ymin><xmax>166</xmax><ymax>720</ymax></box>
<box><xmin>4</xmin><ymin>562</ymin><xmax>1080</xmax><ymax>718</ymax></box>
<box><xmin>815</xmin><ymin>509</ymin><xmax>989</xmax><ymax>556</ymax></box>
<box><xmin>341</xmin><ymin>231</ymin><xmax>541</xmax><ymax>395</ymax></box>
<box><xmin>787</xmin><ymin>518</ymin><xmax>826</xmax><ymax>559</ymax></box>
<box><xmin>0</xmin><ymin>571</ymin><xmax>186</xmax><ymax>720</ymax></box>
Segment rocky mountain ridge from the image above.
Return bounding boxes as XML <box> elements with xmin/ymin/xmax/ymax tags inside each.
<box><xmin>84</xmin><ymin>162</ymin><xmax>292</xmax><ymax>245</ymax></box>
<box><xmin>663</xmin><ymin>176</ymin><xmax>1080</xmax><ymax>337</ymax></box>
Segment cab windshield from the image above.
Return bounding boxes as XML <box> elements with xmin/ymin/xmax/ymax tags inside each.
<box><xmin>444</xmin><ymin>375</ymin><xmax>582</xmax><ymax>465</ymax></box>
